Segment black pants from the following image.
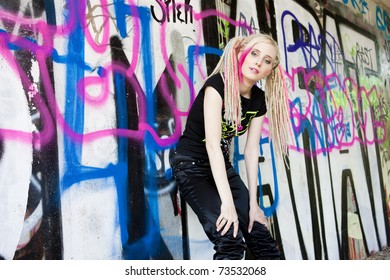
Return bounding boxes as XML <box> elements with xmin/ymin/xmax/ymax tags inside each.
<box><xmin>171</xmin><ymin>152</ymin><xmax>281</xmax><ymax>260</ymax></box>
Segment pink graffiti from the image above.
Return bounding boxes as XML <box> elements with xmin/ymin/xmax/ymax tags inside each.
<box><xmin>0</xmin><ymin>1</ymin><xmax>83</xmax><ymax>51</ymax></box>
<box><xmin>1</xmin><ymin>1</ymin><xmax>385</xmax><ymax>157</ymax></box>
<box><xmin>0</xmin><ymin>0</ymin><xmax>181</xmax><ymax>149</ymax></box>
<box><xmin>77</xmin><ymin>75</ymin><xmax>109</xmax><ymax>106</ymax></box>
<box><xmin>51</xmin><ymin>60</ymin><xmax>184</xmax><ymax>147</ymax></box>
<box><xmin>27</xmin><ymin>83</ymin><xmax>39</xmax><ymax>101</ymax></box>
<box><xmin>285</xmin><ymin>67</ymin><xmax>386</xmax><ymax>156</ymax></box>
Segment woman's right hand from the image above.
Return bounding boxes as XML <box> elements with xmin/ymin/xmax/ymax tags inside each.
<box><xmin>216</xmin><ymin>202</ymin><xmax>239</xmax><ymax>237</ymax></box>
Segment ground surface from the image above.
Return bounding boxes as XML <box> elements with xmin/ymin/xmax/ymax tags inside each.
<box><xmin>365</xmin><ymin>246</ymin><xmax>390</xmax><ymax>260</ymax></box>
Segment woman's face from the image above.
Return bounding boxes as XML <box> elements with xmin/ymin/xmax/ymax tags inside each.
<box><xmin>239</xmin><ymin>41</ymin><xmax>277</xmax><ymax>84</ymax></box>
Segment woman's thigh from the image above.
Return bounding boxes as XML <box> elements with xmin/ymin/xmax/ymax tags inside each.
<box><xmin>174</xmin><ymin>165</ymin><xmax>221</xmax><ymax>225</ymax></box>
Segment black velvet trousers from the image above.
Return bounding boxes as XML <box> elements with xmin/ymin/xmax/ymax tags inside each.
<box><xmin>171</xmin><ymin>152</ymin><xmax>281</xmax><ymax>260</ymax></box>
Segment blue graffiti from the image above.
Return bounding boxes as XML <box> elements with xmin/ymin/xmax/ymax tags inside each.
<box><xmin>343</xmin><ymin>0</ymin><xmax>369</xmax><ymax>14</ymax></box>
<box><xmin>376</xmin><ymin>6</ymin><xmax>390</xmax><ymax>40</ymax></box>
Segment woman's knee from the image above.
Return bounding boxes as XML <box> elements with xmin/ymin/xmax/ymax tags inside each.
<box><xmin>213</xmin><ymin>234</ymin><xmax>247</xmax><ymax>260</ymax></box>
<box><xmin>245</xmin><ymin>222</ymin><xmax>281</xmax><ymax>260</ymax></box>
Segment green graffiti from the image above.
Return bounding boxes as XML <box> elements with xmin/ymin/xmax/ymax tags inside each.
<box><xmin>218</xmin><ymin>19</ymin><xmax>229</xmax><ymax>49</ymax></box>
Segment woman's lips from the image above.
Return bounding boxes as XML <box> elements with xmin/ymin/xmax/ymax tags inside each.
<box><xmin>249</xmin><ymin>67</ymin><xmax>259</xmax><ymax>74</ymax></box>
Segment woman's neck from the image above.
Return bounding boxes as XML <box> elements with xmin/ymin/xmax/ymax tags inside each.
<box><xmin>239</xmin><ymin>83</ymin><xmax>253</xmax><ymax>99</ymax></box>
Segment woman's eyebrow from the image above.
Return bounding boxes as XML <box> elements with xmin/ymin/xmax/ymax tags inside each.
<box><xmin>252</xmin><ymin>47</ymin><xmax>271</xmax><ymax>57</ymax></box>
<box><xmin>252</xmin><ymin>48</ymin><xmax>273</xmax><ymax>61</ymax></box>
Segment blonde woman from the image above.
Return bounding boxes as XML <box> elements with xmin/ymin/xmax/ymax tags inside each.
<box><xmin>171</xmin><ymin>33</ymin><xmax>289</xmax><ymax>260</ymax></box>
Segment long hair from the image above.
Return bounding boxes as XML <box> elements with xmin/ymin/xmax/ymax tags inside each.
<box><xmin>207</xmin><ymin>33</ymin><xmax>290</xmax><ymax>159</ymax></box>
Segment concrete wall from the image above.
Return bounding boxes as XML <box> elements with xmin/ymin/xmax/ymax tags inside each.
<box><xmin>0</xmin><ymin>0</ymin><xmax>389</xmax><ymax>260</ymax></box>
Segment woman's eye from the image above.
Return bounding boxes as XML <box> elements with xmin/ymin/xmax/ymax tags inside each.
<box><xmin>251</xmin><ymin>50</ymin><xmax>259</xmax><ymax>56</ymax></box>
<box><xmin>265</xmin><ymin>59</ymin><xmax>272</xmax><ymax>64</ymax></box>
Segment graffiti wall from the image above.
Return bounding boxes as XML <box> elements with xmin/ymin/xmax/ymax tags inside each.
<box><xmin>0</xmin><ymin>0</ymin><xmax>389</xmax><ymax>260</ymax></box>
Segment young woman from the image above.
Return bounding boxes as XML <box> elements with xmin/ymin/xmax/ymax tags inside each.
<box><xmin>171</xmin><ymin>33</ymin><xmax>290</xmax><ymax>260</ymax></box>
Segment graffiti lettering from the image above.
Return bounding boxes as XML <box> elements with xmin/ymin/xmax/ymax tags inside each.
<box><xmin>354</xmin><ymin>42</ymin><xmax>374</xmax><ymax>72</ymax></box>
<box><xmin>150</xmin><ymin>0</ymin><xmax>193</xmax><ymax>24</ymax></box>
<box><xmin>238</xmin><ymin>12</ymin><xmax>259</xmax><ymax>36</ymax></box>
<box><xmin>343</xmin><ymin>0</ymin><xmax>369</xmax><ymax>14</ymax></box>
<box><xmin>376</xmin><ymin>5</ymin><xmax>390</xmax><ymax>38</ymax></box>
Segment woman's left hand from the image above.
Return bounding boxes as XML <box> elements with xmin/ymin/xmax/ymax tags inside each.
<box><xmin>248</xmin><ymin>204</ymin><xmax>268</xmax><ymax>233</ymax></box>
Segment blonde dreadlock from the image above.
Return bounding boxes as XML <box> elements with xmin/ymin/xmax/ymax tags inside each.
<box><xmin>265</xmin><ymin>64</ymin><xmax>290</xmax><ymax>160</ymax></box>
<box><xmin>208</xmin><ymin>37</ymin><xmax>243</xmax><ymax>128</ymax></box>
<box><xmin>206</xmin><ymin>33</ymin><xmax>290</xmax><ymax>160</ymax></box>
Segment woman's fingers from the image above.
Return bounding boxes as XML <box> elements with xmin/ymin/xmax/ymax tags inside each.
<box><xmin>216</xmin><ymin>216</ymin><xmax>227</xmax><ymax>231</ymax></box>
<box><xmin>248</xmin><ymin>211</ymin><xmax>269</xmax><ymax>232</ymax></box>
<box><xmin>248</xmin><ymin>218</ymin><xmax>253</xmax><ymax>233</ymax></box>
<box><xmin>220</xmin><ymin>219</ymin><xmax>232</xmax><ymax>236</ymax></box>
<box><xmin>217</xmin><ymin>216</ymin><xmax>239</xmax><ymax>237</ymax></box>
<box><xmin>233</xmin><ymin>219</ymin><xmax>239</xmax><ymax>237</ymax></box>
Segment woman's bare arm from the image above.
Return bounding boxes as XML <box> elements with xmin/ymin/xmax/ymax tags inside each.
<box><xmin>204</xmin><ymin>86</ymin><xmax>239</xmax><ymax>237</ymax></box>
<box><xmin>244</xmin><ymin>115</ymin><xmax>268</xmax><ymax>232</ymax></box>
